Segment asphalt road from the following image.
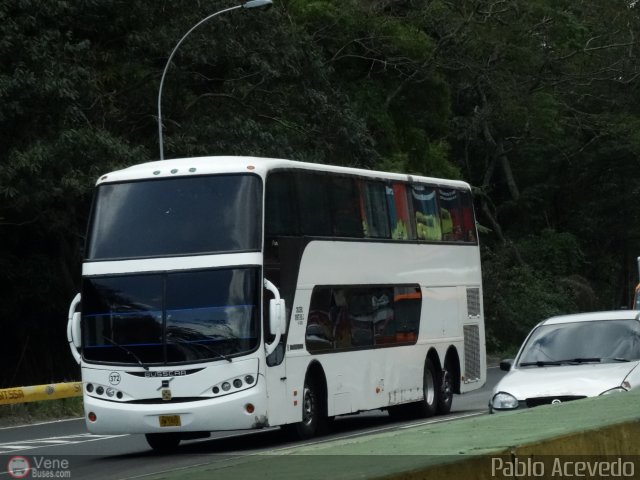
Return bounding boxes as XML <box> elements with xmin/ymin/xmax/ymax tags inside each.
<box><xmin>0</xmin><ymin>366</ymin><xmax>504</xmax><ymax>479</ymax></box>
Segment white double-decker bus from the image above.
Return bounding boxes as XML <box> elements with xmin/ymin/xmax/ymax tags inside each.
<box><xmin>67</xmin><ymin>156</ymin><xmax>486</xmax><ymax>451</ymax></box>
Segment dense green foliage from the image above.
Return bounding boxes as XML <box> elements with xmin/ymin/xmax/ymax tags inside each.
<box><xmin>2</xmin><ymin>0</ymin><xmax>640</xmax><ymax>385</ymax></box>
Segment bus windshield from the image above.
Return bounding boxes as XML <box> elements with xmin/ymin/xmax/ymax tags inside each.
<box><xmin>81</xmin><ymin>267</ymin><xmax>261</xmax><ymax>365</ymax></box>
<box><xmin>87</xmin><ymin>174</ymin><xmax>262</xmax><ymax>260</ymax></box>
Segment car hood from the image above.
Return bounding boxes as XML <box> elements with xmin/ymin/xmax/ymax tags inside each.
<box><xmin>493</xmin><ymin>361</ymin><xmax>640</xmax><ymax>400</ymax></box>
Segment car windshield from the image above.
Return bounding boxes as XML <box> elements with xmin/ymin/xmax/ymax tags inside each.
<box><xmin>517</xmin><ymin>319</ymin><xmax>640</xmax><ymax>367</ymax></box>
<box><xmin>87</xmin><ymin>174</ymin><xmax>262</xmax><ymax>260</ymax></box>
<box><xmin>81</xmin><ymin>268</ymin><xmax>260</xmax><ymax>365</ymax></box>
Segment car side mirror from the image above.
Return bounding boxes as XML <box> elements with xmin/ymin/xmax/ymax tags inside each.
<box><xmin>500</xmin><ymin>359</ymin><xmax>513</xmax><ymax>371</ymax></box>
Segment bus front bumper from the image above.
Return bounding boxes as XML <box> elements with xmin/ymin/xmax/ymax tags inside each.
<box><xmin>82</xmin><ymin>382</ymin><xmax>269</xmax><ymax>435</ymax></box>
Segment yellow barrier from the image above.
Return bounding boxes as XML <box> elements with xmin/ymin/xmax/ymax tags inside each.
<box><xmin>0</xmin><ymin>382</ymin><xmax>82</xmax><ymax>405</ymax></box>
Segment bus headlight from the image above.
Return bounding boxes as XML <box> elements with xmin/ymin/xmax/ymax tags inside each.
<box><xmin>491</xmin><ymin>392</ymin><xmax>519</xmax><ymax>411</ymax></box>
<box><xmin>211</xmin><ymin>374</ymin><xmax>258</xmax><ymax>396</ymax></box>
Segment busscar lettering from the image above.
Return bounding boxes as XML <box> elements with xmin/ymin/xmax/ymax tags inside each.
<box><xmin>144</xmin><ymin>371</ymin><xmax>187</xmax><ymax>378</ymax></box>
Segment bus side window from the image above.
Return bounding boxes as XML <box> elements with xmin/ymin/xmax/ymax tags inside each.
<box><xmin>358</xmin><ymin>180</ymin><xmax>390</xmax><ymax>238</ymax></box>
<box><xmin>371</xmin><ymin>288</ymin><xmax>395</xmax><ymax>345</ymax></box>
<box><xmin>439</xmin><ymin>189</ymin><xmax>463</xmax><ymax>241</ymax></box>
<box><xmin>329</xmin><ymin>176</ymin><xmax>363</xmax><ymax>238</ymax></box>
<box><xmin>411</xmin><ymin>185</ymin><xmax>441</xmax><ymax>241</ymax></box>
<box><xmin>459</xmin><ymin>190</ymin><xmax>476</xmax><ymax>243</ymax></box>
<box><xmin>394</xmin><ymin>286</ymin><xmax>421</xmax><ymax>343</ymax></box>
<box><xmin>346</xmin><ymin>289</ymin><xmax>373</xmax><ymax>347</ymax></box>
<box><xmin>306</xmin><ymin>287</ymin><xmax>334</xmax><ymax>352</ymax></box>
<box><xmin>265</xmin><ymin>171</ymin><xmax>298</xmax><ymax>237</ymax></box>
<box><xmin>386</xmin><ymin>183</ymin><xmax>415</xmax><ymax>240</ymax></box>
<box><xmin>332</xmin><ymin>289</ymin><xmax>352</xmax><ymax>349</ymax></box>
<box><xmin>296</xmin><ymin>172</ymin><xmax>332</xmax><ymax>236</ymax></box>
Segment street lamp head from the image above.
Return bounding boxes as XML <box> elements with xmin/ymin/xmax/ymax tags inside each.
<box><xmin>157</xmin><ymin>0</ymin><xmax>273</xmax><ymax>161</ymax></box>
<box><xmin>243</xmin><ymin>0</ymin><xmax>273</xmax><ymax>9</ymax></box>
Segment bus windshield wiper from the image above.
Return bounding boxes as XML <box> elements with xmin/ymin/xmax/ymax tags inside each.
<box><xmin>103</xmin><ymin>336</ymin><xmax>150</xmax><ymax>371</ymax></box>
<box><xmin>192</xmin><ymin>340</ymin><xmax>232</xmax><ymax>363</ymax></box>
<box><xmin>166</xmin><ymin>334</ymin><xmax>232</xmax><ymax>363</ymax></box>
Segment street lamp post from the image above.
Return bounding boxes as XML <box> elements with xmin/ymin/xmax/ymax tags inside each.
<box><xmin>157</xmin><ymin>0</ymin><xmax>273</xmax><ymax>161</ymax></box>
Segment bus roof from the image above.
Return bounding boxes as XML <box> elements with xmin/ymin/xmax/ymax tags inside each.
<box><xmin>96</xmin><ymin>156</ymin><xmax>472</xmax><ymax>190</ymax></box>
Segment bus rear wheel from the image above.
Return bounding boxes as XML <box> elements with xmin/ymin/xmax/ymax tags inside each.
<box><xmin>145</xmin><ymin>433</ymin><xmax>181</xmax><ymax>452</ymax></box>
<box><xmin>416</xmin><ymin>358</ymin><xmax>438</xmax><ymax>418</ymax></box>
<box><xmin>389</xmin><ymin>358</ymin><xmax>439</xmax><ymax>420</ymax></box>
<box><xmin>437</xmin><ymin>365</ymin><xmax>453</xmax><ymax>415</ymax></box>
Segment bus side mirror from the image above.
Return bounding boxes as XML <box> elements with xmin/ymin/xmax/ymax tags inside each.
<box><xmin>269</xmin><ymin>298</ymin><xmax>286</xmax><ymax>335</ymax></box>
<box><xmin>264</xmin><ymin>278</ymin><xmax>285</xmax><ymax>356</ymax></box>
<box><xmin>71</xmin><ymin>312</ymin><xmax>82</xmax><ymax>348</ymax></box>
<box><xmin>67</xmin><ymin>293</ymin><xmax>82</xmax><ymax>364</ymax></box>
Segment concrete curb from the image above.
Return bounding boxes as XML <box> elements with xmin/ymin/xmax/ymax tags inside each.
<box><xmin>145</xmin><ymin>389</ymin><xmax>640</xmax><ymax>480</ymax></box>
<box><xmin>396</xmin><ymin>420</ymin><xmax>640</xmax><ymax>480</ymax></box>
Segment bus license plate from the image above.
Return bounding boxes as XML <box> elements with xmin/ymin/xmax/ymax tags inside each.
<box><xmin>159</xmin><ymin>415</ymin><xmax>181</xmax><ymax>427</ymax></box>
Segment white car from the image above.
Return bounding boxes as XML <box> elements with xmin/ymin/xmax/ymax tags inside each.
<box><xmin>489</xmin><ymin>310</ymin><xmax>640</xmax><ymax>412</ymax></box>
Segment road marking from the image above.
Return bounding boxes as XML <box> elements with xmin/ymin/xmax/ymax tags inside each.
<box><xmin>266</xmin><ymin>410</ymin><xmax>488</xmax><ymax>454</ymax></box>
<box><xmin>0</xmin><ymin>417</ymin><xmax>83</xmax><ymax>431</ymax></box>
<box><xmin>0</xmin><ymin>433</ymin><xmax>128</xmax><ymax>454</ymax></box>
<box><xmin>399</xmin><ymin>411</ymin><xmax>485</xmax><ymax>428</ymax></box>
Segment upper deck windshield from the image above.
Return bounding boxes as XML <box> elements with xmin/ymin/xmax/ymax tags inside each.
<box><xmin>87</xmin><ymin>174</ymin><xmax>262</xmax><ymax>260</ymax></box>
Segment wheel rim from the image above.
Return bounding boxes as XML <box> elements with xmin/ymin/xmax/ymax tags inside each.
<box><xmin>441</xmin><ymin>370</ymin><xmax>452</xmax><ymax>402</ymax></box>
<box><xmin>302</xmin><ymin>385</ymin><xmax>315</xmax><ymax>426</ymax></box>
<box><xmin>424</xmin><ymin>368</ymin><xmax>435</xmax><ymax>405</ymax></box>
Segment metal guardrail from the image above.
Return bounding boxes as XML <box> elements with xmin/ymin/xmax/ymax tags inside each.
<box><xmin>0</xmin><ymin>382</ymin><xmax>82</xmax><ymax>405</ymax></box>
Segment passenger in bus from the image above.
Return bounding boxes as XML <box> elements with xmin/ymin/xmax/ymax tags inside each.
<box><xmin>416</xmin><ymin>211</ymin><xmax>442</xmax><ymax>241</ymax></box>
<box><xmin>441</xmin><ymin>208</ymin><xmax>454</xmax><ymax>240</ymax></box>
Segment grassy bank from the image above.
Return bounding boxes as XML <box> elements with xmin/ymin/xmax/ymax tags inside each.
<box><xmin>0</xmin><ymin>397</ymin><xmax>83</xmax><ymax>427</ymax></box>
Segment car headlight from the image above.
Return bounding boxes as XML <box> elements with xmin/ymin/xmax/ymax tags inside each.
<box><xmin>491</xmin><ymin>392</ymin><xmax>519</xmax><ymax>411</ymax></box>
<box><xmin>599</xmin><ymin>386</ymin><xmax>629</xmax><ymax>396</ymax></box>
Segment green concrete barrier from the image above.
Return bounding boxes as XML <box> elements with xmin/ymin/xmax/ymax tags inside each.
<box><xmin>143</xmin><ymin>388</ymin><xmax>640</xmax><ymax>480</ymax></box>
<box><xmin>0</xmin><ymin>382</ymin><xmax>82</xmax><ymax>405</ymax></box>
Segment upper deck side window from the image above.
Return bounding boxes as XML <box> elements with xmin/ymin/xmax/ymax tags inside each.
<box><xmin>265</xmin><ymin>169</ymin><xmax>477</xmax><ymax>244</ymax></box>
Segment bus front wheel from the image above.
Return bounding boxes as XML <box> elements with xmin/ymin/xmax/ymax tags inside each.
<box><xmin>145</xmin><ymin>433</ymin><xmax>181</xmax><ymax>452</ymax></box>
<box><xmin>295</xmin><ymin>377</ymin><xmax>323</xmax><ymax>439</ymax></box>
